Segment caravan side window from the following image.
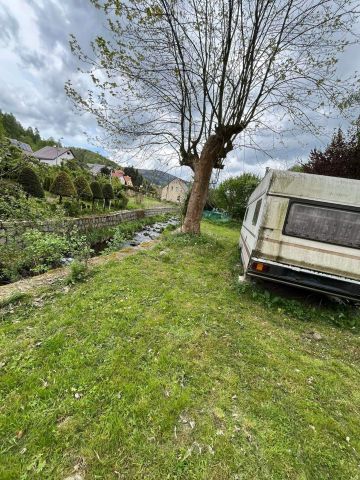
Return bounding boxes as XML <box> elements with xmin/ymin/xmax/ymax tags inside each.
<box><xmin>284</xmin><ymin>202</ymin><xmax>360</xmax><ymax>248</ymax></box>
<box><xmin>252</xmin><ymin>199</ymin><xmax>262</xmax><ymax>226</ymax></box>
<box><xmin>244</xmin><ymin>207</ymin><xmax>249</xmax><ymax>221</ymax></box>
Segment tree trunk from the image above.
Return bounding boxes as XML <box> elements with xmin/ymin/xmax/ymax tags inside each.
<box><xmin>182</xmin><ymin>135</ymin><xmax>219</xmax><ymax>234</ymax></box>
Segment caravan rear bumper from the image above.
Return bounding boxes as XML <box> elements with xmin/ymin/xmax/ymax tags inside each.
<box><xmin>247</xmin><ymin>259</ymin><xmax>360</xmax><ymax>301</ymax></box>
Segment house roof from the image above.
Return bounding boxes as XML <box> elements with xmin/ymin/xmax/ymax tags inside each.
<box><xmin>111</xmin><ymin>169</ymin><xmax>125</xmax><ymax>177</ymax></box>
<box><xmin>87</xmin><ymin>163</ymin><xmax>109</xmax><ymax>174</ymax></box>
<box><xmin>33</xmin><ymin>146</ymin><xmax>73</xmax><ymax>160</ymax></box>
<box><xmin>10</xmin><ymin>139</ymin><xmax>33</xmax><ymax>153</ymax></box>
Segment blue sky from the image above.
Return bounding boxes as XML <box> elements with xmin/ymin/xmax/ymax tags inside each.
<box><xmin>0</xmin><ymin>0</ymin><xmax>359</xmax><ymax>181</ymax></box>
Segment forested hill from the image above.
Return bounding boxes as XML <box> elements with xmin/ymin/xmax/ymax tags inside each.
<box><xmin>70</xmin><ymin>147</ymin><xmax>119</xmax><ymax>168</ymax></box>
<box><xmin>0</xmin><ymin>110</ymin><xmax>58</xmax><ymax>151</ymax></box>
<box><xmin>138</xmin><ymin>169</ymin><xmax>182</xmax><ymax>187</ymax></box>
<box><xmin>0</xmin><ymin>110</ymin><xmax>118</xmax><ymax>168</ymax></box>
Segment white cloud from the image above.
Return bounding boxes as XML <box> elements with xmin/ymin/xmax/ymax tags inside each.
<box><xmin>0</xmin><ymin>0</ymin><xmax>359</xmax><ymax>181</ymax></box>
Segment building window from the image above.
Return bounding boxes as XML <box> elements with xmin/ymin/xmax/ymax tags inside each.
<box><xmin>252</xmin><ymin>199</ymin><xmax>262</xmax><ymax>226</ymax></box>
<box><xmin>284</xmin><ymin>202</ymin><xmax>360</xmax><ymax>248</ymax></box>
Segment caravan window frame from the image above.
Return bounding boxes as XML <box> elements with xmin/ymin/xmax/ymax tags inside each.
<box><xmin>283</xmin><ymin>199</ymin><xmax>360</xmax><ymax>249</ymax></box>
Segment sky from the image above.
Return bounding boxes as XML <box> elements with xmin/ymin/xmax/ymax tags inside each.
<box><xmin>0</xmin><ymin>0</ymin><xmax>359</xmax><ymax>182</ymax></box>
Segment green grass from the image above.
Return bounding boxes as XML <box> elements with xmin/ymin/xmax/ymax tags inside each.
<box><xmin>0</xmin><ymin>221</ymin><xmax>359</xmax><ymax>479</ymax></box>
<box><xmin>127</xmin><ymin>195</ymin><xmax>172</xmax><ymax>210</ymax></box>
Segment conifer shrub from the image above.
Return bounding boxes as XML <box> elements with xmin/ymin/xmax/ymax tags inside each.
<box><xmin>18</xmin><ymin>166</ymin><xmax>44</xmax><ymax>198</ymax></box>
<box><xmin>90</xmin><ymin>181</ymin><xmax>103</xmax><ymax>206</ymax></box>
<box><xmin>74</xmin><ymin>176</ymin><xmax>93</xmax><ymax>201</ymax></box>
<box><xmin>50</xmin><ymin>171</ymin><xmax>76</xmax><ymax>203</ymax></box>
<box><xmin>43</xmin><ymin>176</ymin><xmax>53</xmax><ymax>191</ymax></box>
<box><xmin>102</xmin><ymin>183</ymin><xmax>114</xmax><ymax>208</ymax></box>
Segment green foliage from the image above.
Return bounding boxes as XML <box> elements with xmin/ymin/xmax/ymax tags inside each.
<box><xmin>90</xmin><ymin>180</ymin><xmax>103</xmax><ymax>200</ymax></box>
<box><xmin>70</xmin><ymin>147</ymin><xmax>118</xmax><ymax>168</ymax></box>
<box><xmin>100</xmin><ymin>166</ymin><xmax>111</xmax><ymax>177</ymax></box>
<box><xmin>102</xmin><ymin>183</ymin><xmax>114</xmax><ymax>200</ymax></box>
<box><xmin>74</xmin><ymin>175</ymin><xmax>93</xmax><ymax>201</ymax></box>
<box><xmin>114</xmin><ymin>187</ymin><xmax>128</xmax><ymax>208</ymax></box>
<box><xmin>43</xmin><ymin>175</ymin><xmax>53</xmax><ymax>191</ymax></box>
<box><xmin>0</xmin><ymin>135</ymin><xmax>24</xmax><ymax>179</ymax></box>
<box><xmin>18</xmin><ymin>166</ymin><xmax>44</xmax><ymax>198</ymax></box>
<box><xmin>0</xmin><ymin>110</ymin><xmax>57</xmax><ymax>151</ymax></box>
<box><xmin>63</xmin><ymin>200</ymin><xmax>81</xmax><ymax>217</ymax></box>
<box><xmin>0</xmin><ymin>228</ymin><xmax>92</xmax><ymax>282</ymax></box>
<box><xmin>124</xmin><ymin>166</ymin><xmax>143</xmax><ymax>187</ymax></box>
<box><xmin>0</xmin><ymin>179</ymin><xmax>63</xmax><ymax>221</ymax></box>
<box><xmin>50</xmin><ymin>171</ymin><xmax>76</xmax><ymax>201</ymax></box>
<box><xmin>66</xmin><ymin>259</ymin><xmax>89</xmax><ymax>284</ymax></box>
<box><xmin>214</xmin><ymin>173</ymin><xmax>260</xmax><ymax>220</ymax></box>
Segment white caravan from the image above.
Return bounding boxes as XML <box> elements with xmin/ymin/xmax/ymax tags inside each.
<box><xmin>240</xmin><ymin>170</ymin><xmax>360</xmax><ymax>301</ymax></box>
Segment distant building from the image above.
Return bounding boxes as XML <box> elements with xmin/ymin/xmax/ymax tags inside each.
<box><xmin>33</xmin><ymin>146</ymin><xmax>74</xmax><ymax>166</ymax></box>
<box><xmin>161</xmin><ymin>178</ymin><xmax>189</xmax><ymax>203</ymax></box>
<box><xmin>112</xmin><ymin>170</ymin><xmax>133</xmax><ymax>187</ymax></box>
<box><xmin>10</xmin><ymin>139</ymin><xmax>33</xmax><ymax>154</ymax></box>
<box><xmin>87</xmin><ymin>163</ymin><xmax>108</xmax><ymax>175</ymax></box>
<box><xmin>124</xmin><ymin>175</ymin><xmax>133</xmax><ymax>187</ymax></box>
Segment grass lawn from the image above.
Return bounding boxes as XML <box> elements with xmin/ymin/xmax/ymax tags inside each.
<box><xmin>0</xmin><ymin>221</ymin><xmax>359</xmax><ymax>479</ymax></box>
<box><xmin>127</xmin><ymin>195</ymin><xmax>172</xmax><ymax>210</ymax></box>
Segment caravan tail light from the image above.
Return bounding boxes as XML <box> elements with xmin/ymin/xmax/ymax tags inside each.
<box><xmin>251</xmin><ymin>261</ymin><xmax>269</xmax><ymax>273</ymax></box>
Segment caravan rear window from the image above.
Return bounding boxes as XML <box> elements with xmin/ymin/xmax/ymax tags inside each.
<box><xmin>284</xmin><ymin>202</ymin><xmax>360</xmax><ymax>248</ymax></box>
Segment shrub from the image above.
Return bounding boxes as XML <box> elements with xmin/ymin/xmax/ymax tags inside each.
<box><xmin>90</xmin><ymin>181</ymin><xmax>103</xmax><ymax>199</ymax></box>
<box><xmin>18</xmin><ymin>166</ymin><xmax>44</xmax><ymax>198</ymax></box>
<box><xmin>0</xmin><ymin>179</ymin><xmax>64</xmax><ymax>221</ymax></box>
<box><xmin>43</xmin><ymin>176</ymin><xmax>53</xmax><ymax>191</ymax></box>
<box><xmin>90</xmin><ymin>181</ymin><xmax>103</xmax><ymax>207</ymax></box>
<box><xmin>63</xmin><ymin>200</ymin><xmax>81</xmax><ymax>217</ymax></box>
<box><xmin>66</xmin><ymin>260</ymin><xmax>89</xmax><ymax>284</ymax></box>
<box><xmin>74</xmin><ymin>176</ymin><xmax>92</xmax><ymax>201</ymax></box>
<box><xmin>114</xmin><ymin>188</ymin><xmax>128</xmax><ymax>209</ymax></box>
<box><xmin>50</xmin><ymin>171</ymin><xmax>76</xmax><ymax>203</ymax></box>
<box><xmin>102</xmin><ymin>183</ymin><xmax>114</xmax><ymax>208</ymax></box>
<box><xmin>214</xmin><ymin>173</ymin><xmax>260</xmax><ymax>220</ymax></box>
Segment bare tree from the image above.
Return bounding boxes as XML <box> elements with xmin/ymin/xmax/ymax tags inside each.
<box><xmin>66</xmin><ymin>0</ymin><xmax>359</xmax><ymax>233</ymax></box>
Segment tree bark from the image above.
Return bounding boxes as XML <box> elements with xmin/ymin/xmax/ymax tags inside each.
<box><xmin>182</xmin><ymin>135</ymin><xmax>220</xmax><ymax>234</ymax></box>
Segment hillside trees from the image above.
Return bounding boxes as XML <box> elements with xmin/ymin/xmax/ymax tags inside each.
<box><xmin>18</xmin><ymin>167</ymin><xmax>45</xmax><ymax>199</ymax></box>
<box><xmin>67</xmin><ymin>0</ymin><xmax>360</xmax><ymax>233</ymax></box>
<box><xmin>50</xmin><ymin>171</ymin><xmax>76</xmax><ymax>203</ymax></box>
<box><xmin>303</xmin><ymin>126</ymin><xmax>360</xmax><ymax>179</ymax></box>
<box><xmin>124</xmin><ymin>167</ymin><xmax>143</xmax><ymax>188</ymax></box>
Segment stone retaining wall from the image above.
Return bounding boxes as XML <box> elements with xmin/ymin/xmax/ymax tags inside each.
<box><xmin>0</xmin><ymin>206</ymin><xmax>178</xmax><ymax>244</ymax></box>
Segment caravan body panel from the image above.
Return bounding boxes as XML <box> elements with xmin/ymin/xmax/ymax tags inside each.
<box><xmin>240</xmin><ymin>170</ymin><xmax>360</xmax><ymax>299</ymax></box>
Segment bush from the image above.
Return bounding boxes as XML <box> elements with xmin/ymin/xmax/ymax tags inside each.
<box><xmin>50</xmin><ymin>171</ymin><xmax>76</xmax><ymax>203</ymax></box>
<box><xmin>102</xmin><ymin>183</ymin><xmax>114</xmax><ymax>207</ymax></box>
<box><xmin>63</xmin><ymin>200</ymin><xmax>81</xmax><ymax>217</ymax></box>
<box><xmin>90</xmin><ymin>181</ymin><xmax>103</xmax><ymax>205</ymax></box>
<box><xmin>66</xmin><ymin>260</ymin><xmax>89</xmax><ymax>284</ymax></box>
<box><xmin>214</xmin><ymin>173</ymin><xmax>260</xmax><ymax>220</ymax></box>
<box><xmin>43</xmin><ymin>176</ymin><xmax>53</xmax><ymax>191</ymax></box>
<box><xmin>74</xmin><ymin>176</ymin><xmax>93</xmax><ymax>201</ymax></box>
<box><xmin>0</xmin><ymin>179</ymin><xmax>64</xmax><ymax>221</ymax></box>
<box><xmin>114</xmin><ymin>189</ymin><xmax>128</xmax><ymax>209</ymax></box>
<box><xmin>18</xmin><ymin>166</ymin><xmax>44</xmax><ymax>198</ymax></box>
<box><xmin>0</xmin><ymin>228</ymin><xmax>92</xmax><ymax>282</ymax></box>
